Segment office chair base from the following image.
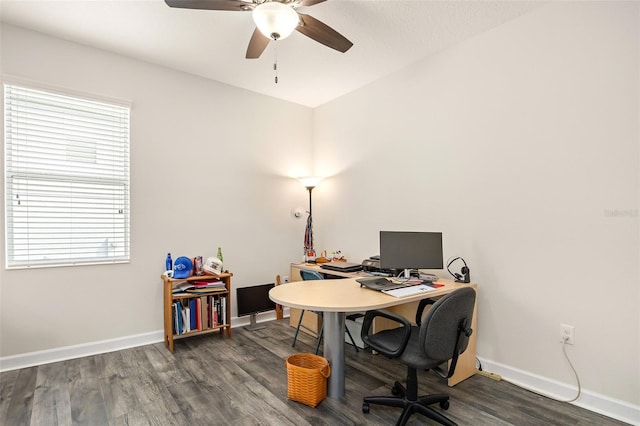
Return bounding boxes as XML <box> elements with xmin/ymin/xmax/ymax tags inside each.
<box><xmin>363</xmin><ymin>386</ymin><xmax>456</xmax><ymax>426</ymax></box>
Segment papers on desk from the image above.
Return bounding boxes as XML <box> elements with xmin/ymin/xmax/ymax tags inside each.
<box><xmin>382</xmin><ymin>284</ymin><xmax>435</xmax><ymax>298</ymax></box>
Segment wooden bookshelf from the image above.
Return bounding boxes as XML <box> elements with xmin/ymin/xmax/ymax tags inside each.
<box><xmin>162</xmin><ymin>272</ymin><xmax>232</xmax><ymax>352</ymax></box>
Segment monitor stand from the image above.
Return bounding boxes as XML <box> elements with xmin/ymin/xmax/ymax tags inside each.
<box><xmin>245</xmin><ymin>313</ymin><xmax>265</xmax><ymax>331</ymax></box>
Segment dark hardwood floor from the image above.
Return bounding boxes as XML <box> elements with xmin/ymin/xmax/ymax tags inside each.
<box><xmin>0</xmin><ymin>319</ymin><xmax>628</xmax><ymax>425</ymax></box>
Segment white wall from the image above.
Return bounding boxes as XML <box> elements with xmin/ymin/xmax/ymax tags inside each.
<box><xmin>313</xmin><ymin>0</ymin><xmax>639</xmax><ymax>415</ymax></box>
<box><xmin>0</xmin><ymin>25</ymin><xmax>313</xmax><ymax>356</ymax></box>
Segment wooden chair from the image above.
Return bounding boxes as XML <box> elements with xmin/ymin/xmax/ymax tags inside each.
<box><xmin>275</xmin><ymin>275</ymin><xmax>283</xmax><ymax>320</ymax></box>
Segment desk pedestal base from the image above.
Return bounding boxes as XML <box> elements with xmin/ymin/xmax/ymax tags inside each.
<box><xmin>323</xmin><ymin>311</ymin><xmax>346</xmax><ymax>399</ymax></box>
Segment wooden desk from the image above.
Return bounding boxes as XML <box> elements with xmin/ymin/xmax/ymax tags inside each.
<box><xmin>269</xmin><ymin>275</ymin><xmax>478</xmax><ymax>399</ymax></box>
<box><xmin>288</xmin><ymin>263</ymin><xmax>387</xmax><ymax>334</ymax></box>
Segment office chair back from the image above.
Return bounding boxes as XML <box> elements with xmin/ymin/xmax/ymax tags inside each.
<box><xmin>300</xmin><ymin>269</ymin><xmax>323</xmax><ymax>281</ymax></box>
<box><xmin>420</xmin><ymin>287</ymin><xmax>475</xmax><ymax>371</ymax></box>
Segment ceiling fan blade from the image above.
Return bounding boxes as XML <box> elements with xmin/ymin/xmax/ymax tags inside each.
<box><xmin>165</xmin><ymin>0</ymin><xmax>254</xmax><ymax>12</ymax></box>
<box><xmin>298</xmin><ymin>0</ymin><xmax>327</xmax><ymax>7</ymax></box>
<box><xmin>296</xmin><ymin>13</ymin><xmax>353</xmax><ymax>53</ymax></box>
<box><xmin>246</xmin><ymin>28</ymin><xmax>270</xmax><ymax>59</ymax></box>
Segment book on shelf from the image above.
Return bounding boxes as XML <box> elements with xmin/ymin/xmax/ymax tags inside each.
<box><xmin>221</xmin><ymin>296</ymin><xmax>227</xmax><ymax>326</ymax></box>
<box><xmin>195</xmin><ymin>298</ymin><xmax>202</xmax><ymax>331</ymax></box>
<box><xmin>189</xmin><ymin>299</ymin><xmax>197</xmax><ymax>331</ymax></box>
<box><xmin>191</xmin><ymin>280</ymin><xmax>225</xmax><ymax>288</ymax></box>
<box><xmin>172</xmin><ymin>280</ymin><xmax>224</xmax><ymax>294</ymax></box>
<box><xmin>172</xmin><ymin>282</ymin><xmax>195</xmax><ymax>294</ymax></box>
<box><xmin>200</xmin><ymin>296</ymin><xmax>208</xmax><ymax>329</ymax></box>
<box><xmin>182</xmin><ymin>302</ymin><xmax>190</xmax><ymax>333</ymax></box>
<box><xmin>207</xmin><ymin>295</ymin><xmax>213</xmax><ymax>327</ymax></box>
<box><xmin>215</xmin><ymin>296</ymin><xmax>222</xmax><ymax>326</ymax></box>
<box><xmin>173</xmin><ymin>302</ymin><xmax>180</xmax><ymax>334</ymax></box>
<box><xmin>186</xmin><ymin>287</ymin><xmax>226</xmax><ymax>294</ymax></box>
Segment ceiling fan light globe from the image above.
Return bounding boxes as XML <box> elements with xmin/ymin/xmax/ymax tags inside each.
<box><xmin>253</xmin><ymin>2</ymin><xmax>299</xmax><ymax>41</ymax></box>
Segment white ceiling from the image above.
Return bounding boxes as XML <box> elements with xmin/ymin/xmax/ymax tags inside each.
<box><xmin>0</xmin><ymin>0</ymin><xmax>544</xmax><ymax>108</ymax></box>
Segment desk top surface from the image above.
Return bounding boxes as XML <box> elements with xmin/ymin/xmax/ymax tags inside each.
<box><xmin>269</xmin><ymin>277</ymin><xmax>475</xmax><ymax>312</ymax></box>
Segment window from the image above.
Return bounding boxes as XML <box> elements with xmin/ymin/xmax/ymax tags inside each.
<box><xmin>4</xmin><ymin>83</ymin><xmax>130</xmax><ymax>268</ymax></box>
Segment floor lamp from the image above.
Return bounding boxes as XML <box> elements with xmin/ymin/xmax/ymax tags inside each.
<box><xmin>298</xmin><ymin>177</ymin><xmax>322</xmax><ymax>262</ymax></box>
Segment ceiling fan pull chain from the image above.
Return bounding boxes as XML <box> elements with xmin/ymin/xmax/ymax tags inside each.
<box><xmin>273</xmin><ymin>42</ymin><xmax>279</xmax><ymax>84</ymax></box>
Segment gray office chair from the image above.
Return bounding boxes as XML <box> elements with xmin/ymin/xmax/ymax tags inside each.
<box><xmin>292</xmin><ymin>269</ymin><xmax>360</xmax><ymax>354</ymax></box>
<box><xmin>360</xmin><ymin>287</ymin><xmax>476</xmax><ymax>426</ymax></box>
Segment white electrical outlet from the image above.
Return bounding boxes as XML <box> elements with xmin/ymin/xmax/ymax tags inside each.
<box><xmin>283</xmin><ymin>276</ymin><xmax>289</xmax><ymax>283</ymax></box>
<box><xmin>560</xmin><ymin>324</ymin><xmax>575</xmax><ymax>345</ymax></box>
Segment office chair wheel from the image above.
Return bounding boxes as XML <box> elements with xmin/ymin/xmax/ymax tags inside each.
<box><xmin>362</xmin><ymin>403</ymin><xmax>370</xmax><ymax>414</ymax></box>
<box><xmin>391</xmin><ymin>383</ymin><xmax>401</xmax><ymax>396</ymax></box>
<box><xmin>440</xmin><ymin>400</ymin><xmax>450</xmax><ymax>410</ymax></box>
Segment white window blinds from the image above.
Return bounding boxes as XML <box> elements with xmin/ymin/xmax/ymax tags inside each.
<box><xmin>4</xmin><ymin>83</ymin><xmax>130</xmax><ymax>268</ymax></box>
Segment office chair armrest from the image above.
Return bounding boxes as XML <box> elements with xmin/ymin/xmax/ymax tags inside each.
<box><xmin>361</xmin><ymin>309</ymin><xmax>412</xmax><ymax>358</ymax></box>
<box><xmin>415</xmin><ymin>298</ymin><xmax>437</xmax><ymax>326</ymax></box>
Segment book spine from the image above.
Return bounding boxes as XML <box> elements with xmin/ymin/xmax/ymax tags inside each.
<box><xmin>200</xmin><ymin>296</ymin><xmax>207</xmax><ymax>329</ymax></box>
<box><xmin>196</xmin><ymin>298</ymin><xmax>202</xmax><ymax>331</ymax></box>
<box><xmin>213</xmin><ymin>298</ymin><xmax>218</xmax><ymax>326</ymax></box>
<box><xmin>172</xmin><ymin>302</ymin><xmax>178</xmax><ymax>335</ymax></box>
<box><xmin>207</xmin><ymin>295</ymin><xmax>212</xmax><ymax>328</ymax></box>
<box><xmin>221</xmin><ymin>296</ymin><xmax>227</xmax><ymax>326</ymax></box>
<box><xmin>189</xmin><ymin>299</ymin><xmax>197</xmax><ymax>331</ymax></box>
<box><xmin>179</xmin><ymin>300</ymin><xmax>186</xmax><ymax>334</ymax></box>
<box><xmin>182</xmin><ymin>301</ymin><xmax>190</xmax><ymax>333</ymax></box>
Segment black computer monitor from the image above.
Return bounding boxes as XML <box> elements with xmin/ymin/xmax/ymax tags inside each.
<box><xmin>236</xmin><ymin>283</ymin><xmax>276</xmax><ymax>331</ymax></box>
<box><xmin>379</xmin><ymin>231</ymin><xmax>443</xmax><ymax>278</ymax></box>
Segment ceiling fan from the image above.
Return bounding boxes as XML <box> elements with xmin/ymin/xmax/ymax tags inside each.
<box><xmin>165</xmin><ymin>0</ymin><xmax>353</xmax><ymax>59</ymax></box>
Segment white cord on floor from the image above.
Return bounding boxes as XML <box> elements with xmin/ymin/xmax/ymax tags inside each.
<box><xmin>559</xmin><ymin>337</ymin><xmax>582</xmax><ymax>403</ymax></box>
<box><xmin>502</xmin><ymin>337</ymin><xmax>581</xmax><ymax>404</ymax></box>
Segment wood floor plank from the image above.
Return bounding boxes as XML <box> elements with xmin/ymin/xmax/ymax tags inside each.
<box><xmin>0</xmin><ymin>319</ymin><xmax>631</xmax><ymax>426</ymax></box>
<box><xmin>0</xmin><ymin>369</ymin><xmax>19</xmax><ymax>422</ymax></box>
<box><xmin>29</xmin><ymin>362</ymin><xmax>72</xmax><ymax>426</ymax></box>
<box><xmin>69</xmin><ymin>376</ymin><xmax>109</xmax><ymax>425</ymax></box>
<box><xmin>142</xmin><ymin>343</ymin><xmax>192</xmax><ymax>387</ymax></box>
<box><xmin>3</xmin><ymin>367</ymin><xmax>37</xmax><ymax>425</ymax></box>
<box><xmin>99</xmin><ymin>374</ymin><xmax>141</xmax><ymax>420</ymax></box>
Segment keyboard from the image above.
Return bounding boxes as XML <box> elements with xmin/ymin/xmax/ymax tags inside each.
<box><xmin>368</xmin><ymin>271</ymin><xmax>391</xmax><ymax>277</ymax></box>
<box><xmin>320</xmin><ymin>261</ymin><xmax>363</xmax><ymax>272</ymax></box>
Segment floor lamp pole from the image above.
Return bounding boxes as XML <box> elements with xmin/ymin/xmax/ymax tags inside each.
<box><xmin>306</xmin><ymin>185</ymin><xmax>315</xmax><ymax>262</ymax></box>
<box><xmin>307</xmin><ymin>186</ymin><xmax>313</xmax><ymax>218</ymax></box>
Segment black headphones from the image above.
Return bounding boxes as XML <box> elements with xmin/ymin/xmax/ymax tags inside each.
<box><xmin>447</xmin><ymin>257</ymin><xmax>470</xmax><ymax>283</ymax></box>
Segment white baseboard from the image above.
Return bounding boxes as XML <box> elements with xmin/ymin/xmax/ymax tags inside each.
<box><xmin>478</xmin><ymin>357</ymin><xmax>639</xmax><ymax>426</ymax></box>
<box><xmin>0</xmin><ymin>309</ymin><xmax>291</xmax><ymax>373</ymax></box>
<box><xmin>0</xmin><ymin>330</ymin><xmax>164</xmax><ymax>372</ymax></box>
<box><xmin>232</xmin><ymin>309</ymin><xmax>286</xmax><ymax>328</ymax></box>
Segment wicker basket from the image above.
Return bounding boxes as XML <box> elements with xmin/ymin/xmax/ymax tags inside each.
<box><xmin>285</xmin><ymin>353</ymin><xmax>331</xmax><ymax>407</ymax></box>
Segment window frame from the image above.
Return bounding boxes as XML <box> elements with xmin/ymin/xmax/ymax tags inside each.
<box><xmin>3</xmin><ymin>81</ymin><xmax>131</xmax><ymax>269</ymax></box>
